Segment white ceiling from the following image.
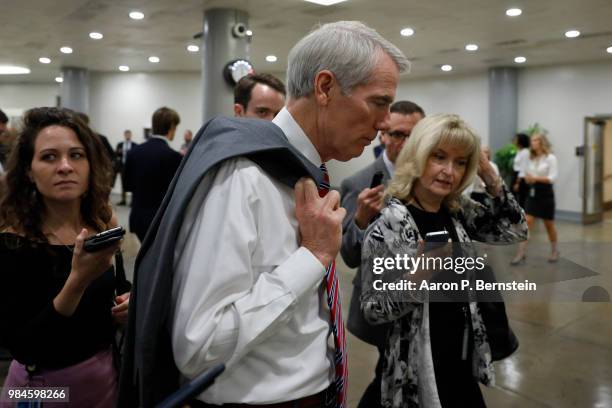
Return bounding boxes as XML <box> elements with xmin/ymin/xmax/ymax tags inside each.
<box><xmin>1</xmin><ymin>0</ymin><xmax>612</xmax><ymax>84</ymax></box>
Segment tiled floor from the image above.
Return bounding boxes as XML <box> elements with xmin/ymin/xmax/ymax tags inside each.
<box><xmin>2</xmin><ymin>196</ymin><xmax>611</xmax><ymax>407</ymax></box>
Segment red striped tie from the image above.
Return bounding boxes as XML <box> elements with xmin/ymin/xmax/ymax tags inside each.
<box><xmin>317</xmin><ymin>163</ymin><xmax>347</xmax><ymax>408</ymax></box>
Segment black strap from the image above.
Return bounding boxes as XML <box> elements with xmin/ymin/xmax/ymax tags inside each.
<box><xmin>112</xmin><ymin>251</ymin><xmax>129</xmax><ymax>375</ymax></box>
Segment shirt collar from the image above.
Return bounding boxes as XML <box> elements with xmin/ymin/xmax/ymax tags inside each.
<box><xmin>150</xmin><ymin>134</ymin><xmax>170</xmax><ymax>146</ymax></box>
<box><xmin>382</xmin><ymin>149</ymin><xmax>395</xmax><ymax>177</ymax></box>
<box><xmin>273</xmin><ymin>107</ymin><xmax>322</xmax><ymax>166</ymax></box>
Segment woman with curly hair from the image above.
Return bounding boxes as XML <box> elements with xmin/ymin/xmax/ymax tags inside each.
<box><xmin>0</xmin><ymin>107</ymin><xmax>130</xmax><ymax>408</ymax></box>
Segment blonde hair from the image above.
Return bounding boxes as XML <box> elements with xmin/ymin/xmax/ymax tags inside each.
<box><xmin>386</xmin><ymin>113</ymin><xmax>481</xmax><ymax>211</ymax></box>
<box><xmin>529</xmin><ymin>133</ymin><xmax>552</xmax><ymax>158</ymax></box>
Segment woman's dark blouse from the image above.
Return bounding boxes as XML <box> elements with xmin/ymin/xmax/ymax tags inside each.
<box><xmin>0</xmin><ymin>233</ymin><xmax>131</xmax><ymax>369</ymax></box>
<box><xmin>407</xmin><ymin>205</ymin><xmax>486</xmax><ymax>408</ymax></box>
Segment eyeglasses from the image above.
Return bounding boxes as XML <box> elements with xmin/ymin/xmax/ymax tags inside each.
<box><xmin>384</xmin><ymin>130</ymin><xmax>411</xmax><ymax>140</ymax></box>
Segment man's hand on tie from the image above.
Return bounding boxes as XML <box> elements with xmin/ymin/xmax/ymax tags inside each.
<box><xmin>295</xmin><ymin>178</ymin><xmax>346</xmax><ymax>267</ymax></box>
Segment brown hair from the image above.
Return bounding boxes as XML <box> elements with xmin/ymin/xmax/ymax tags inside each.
<box><xmin>234</xmin><ymin>73</ymin><xmax>286</xmax><ymax>109</ymax></box>
<box><xmin>0</xmin><ymin>107</ymin><xmax>113</xmax><ymax>241</ymax></box>
<box><xmin>390</xmin><ymin>100</ymin><xmax>425</xmax><ymax>117</ymax></box>
<box><xmin>152</xmin><ymin>107</ymin><xmax>180</xmax><ymax>136</ymax></box>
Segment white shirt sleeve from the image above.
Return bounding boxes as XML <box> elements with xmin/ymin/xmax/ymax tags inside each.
<box><xmin>546</xmin><ymin>154</ymin><xmax>558</xmax><ymax>183</ymax></box>
<box><xmin>512</xmin><ymin>150</ymin><xmax>522</xmax><ymax>172</ymax></box>
<box><xmin>514</xmin><ymin>149</ymin><xmax>529</xmax><ymax>177</ymax></box>
<box><xmin>171</xmin><ymin>158</ymin><xmax>326</xmax><ymax>379</ymax></box>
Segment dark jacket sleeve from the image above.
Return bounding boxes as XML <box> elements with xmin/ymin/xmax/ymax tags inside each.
<box><xmin>340</xmin><ymin>177</ymin><xmax>366</xmax><ymax>269</ymax></box>
<box><xmin>124</xmin><ymin>149</ymin><xmax>135</xmax><ymax>192</ymax></box>
<box><xmin>114</xmin><ymin>251</ymin><xmax>132</xmax><ymax>295</ymax></box>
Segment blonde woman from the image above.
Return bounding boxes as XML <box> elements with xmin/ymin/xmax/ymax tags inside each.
<box><xmin>360</xmin><ymin>114</ymin><xmax>527</xmax><ymax>407</ymax></box>
<box><xmin>511</xmin><ymin>133</ymin><xmax>558</xmax><ymax>264</ymax></box>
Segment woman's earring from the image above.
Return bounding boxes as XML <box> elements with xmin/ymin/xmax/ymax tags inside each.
<box><xmin>29</xmin><ymin>183</ymin><xmax>38</xmax><ymax>202</ymax></box>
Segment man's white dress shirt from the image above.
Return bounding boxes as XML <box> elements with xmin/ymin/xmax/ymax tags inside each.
<box><xmin>171</xmin><ymin>108</ymin><xmax>334</xmax><ymax>404</ymax></box>
<box><xmin>122</xmin><ymin>140</ymin><xmax>133</xmax><ymax>164</ymax></box>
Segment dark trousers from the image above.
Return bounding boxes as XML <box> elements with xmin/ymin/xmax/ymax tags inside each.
<box><xmin>357</xmin><ymin>345</ymin><xmax>384</xmax><ymax>408</ymax></box>
<box><xmin>120</xmin><ymin>170</ymin><xmax>128</xmax><ymax>202</ymax></box>
<box><xmin>511</xmin><ymin>171</ymin><xmax>528</xmax><ymax>208</ymax></box>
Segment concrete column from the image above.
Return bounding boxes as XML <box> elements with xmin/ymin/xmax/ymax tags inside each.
<box><xmin>201</xmin><ymin>8</ymin><xmax>250</xmax><ymax>122</ymax></box>
<box><xmin>488</xmin><ymin>67</ymin><xmax>518</xmax><ymax>153</ymax></box>
<box><xmin>59</xmin><ymin>67</ymin><xmax>89</xmax><ymax>113</ymax></box>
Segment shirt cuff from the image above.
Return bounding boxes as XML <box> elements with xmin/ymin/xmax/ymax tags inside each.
<box><xmin>275</xmin><ymin>247</ymin><xmax>326</xmax><ymax>300</ymax></box>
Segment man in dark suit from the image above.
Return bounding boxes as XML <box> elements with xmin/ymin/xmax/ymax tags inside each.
<box><xmin>115</xmin><ymin>129</ymin><xmax>138</xmax><ymax>205</ymax></box>
<box><xmin>125</xmin><ymin>107</ymin><xmax>182</xmax><ymax>242</ymax></box>
<box><xmin>340</xmin><ymin>100</ymin><xmax>424</xmax><ymax>408</ymax></box>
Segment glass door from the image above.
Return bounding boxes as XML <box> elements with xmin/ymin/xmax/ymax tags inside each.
<box><xmin>582</xmin><ymin>117</ymin><xmax>609</xmax><ymax>223</ymax></box>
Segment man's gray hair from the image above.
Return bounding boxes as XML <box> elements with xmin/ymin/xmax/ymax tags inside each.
<box><xmin>287</xmin><ymin>21</ymin><xmax>410</xmax><ymax>99</ymax></box>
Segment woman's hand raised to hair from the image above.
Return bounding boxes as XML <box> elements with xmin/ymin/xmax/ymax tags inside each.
<box><xmin>477</xmin><ymin>151</ymin><xmax>502</xmax><ymax>196</ymax></box>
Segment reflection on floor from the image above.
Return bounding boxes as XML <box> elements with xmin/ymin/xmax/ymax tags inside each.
<box><xmin>2</xmin><ymin>199</ymin><xmax>611</xmax><ymax>407</ymax></box>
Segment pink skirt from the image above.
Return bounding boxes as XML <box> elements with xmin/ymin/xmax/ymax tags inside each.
<box><xmin>0</xmin><ymin>349</ymin><xmax>117</xmax><ymax>408</ymax></box>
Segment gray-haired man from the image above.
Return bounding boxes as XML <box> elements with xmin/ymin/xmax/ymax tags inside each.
<box><xmin>120</xmin><ymin>21</ymin><xmax>408</xmax><ymax>407</ymax></box>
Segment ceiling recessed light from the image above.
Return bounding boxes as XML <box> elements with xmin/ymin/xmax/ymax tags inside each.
<box><xmin>565</xmin><ymin>30</ymin><xmax>580</xmax><ymax>38</ymax></box>
<box><xmin>441</xmin><ymin>64</ymin><xmax>453</xmax><ymax>72</ymax></box>
<box><xmin>60</xmin><ymin>46</ymin><xmax>73</xmax><ymax>54</ymax></box>
<box><xmin>514</xmin><ymin>56</ymin><xmax>527</xmax><ymax>63</ymax></box>
<box><xmin>0</xmin><ymin>65</ymin><xmax>31</xmax><ymax>75</ymax></box>
<box><xmin>607</xmin><ymin>46</ymin><xmax>612</xmax><ymax>54</ymax></box>
<box><xmin>303</xmin><ymin>0</ymin><xmax>348</xmax><ymax>5</ymax></box>
<box><xmin>246</xmin><ymin>30</ymin><xmax>253</xmax><ymax>36</ymax></box>
<box><xmin>129</xmin><ymin>11</ymin><xmax>144</xmax><ymax>20</ymax></box>
<box><xmin>265</xmin><ymin>55</ymin><xmax>278</xmax><ymax>63</ymax></box>
<box><xmin>465</xmin><ymin>44</ymin><xmax>479</xmax><ymax>51</ymax></box>
<box><xmin>89</xmin><ymin>32</ymin><xmax>103</xmax><ymax>40</ymax></box>
<box><xmin>187</xmin><ymin>44</ymin><xmax>199</xmax><ymax>52</ymax></box>
<box><xmin>55</xmin><ymin>77</ymin><xmax>64</xmax><ymax>83</ymax></box>
<box><xmin>148</xmin><ymin>56</ymin><xmax>160</xmax><ymax>63</ymax></box>
<box><xmin>506</xmin><ymin>8</ymin><xmax>522</xmax><ymax>17</ymax></box>
<box><xmin>39</xmin><ymin>57</ymin><xmax>51</xmax><ymax>64</ymax></box>
<box><xmin>400</xmin><ymin>27</ymin><xmax>415</xmax><ymax>37</ymax></box>
<box><xmin>119</xmin><ymin>65</ymin><xmax>130</xmax><ymax>72</ymax></box>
